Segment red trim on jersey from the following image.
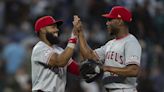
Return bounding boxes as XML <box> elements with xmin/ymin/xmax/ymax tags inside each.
<box><xmin>94</xmin><ymin>51</ymin><xmax>100</xmax><ymax>58</ymax></box>
<box><xmin>67</xmin><ymin>60</ymin><xmax>80</xmax><ymax>76</ymax></box>
<box><xmin>115</xmin><ymin>33</ymin><xmax>129</xmax><ymax>40</ymax></box>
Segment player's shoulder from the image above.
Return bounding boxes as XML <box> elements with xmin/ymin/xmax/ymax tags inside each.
<box><xmin>31</xmin><ymin>41</ymin><xmax>53</xmax><ymax>59</ymax></box>
<box><xmin>33</xmin><ymin>41</ymin><xmax>43</xmax><ymax>49</ymax></box>
<box><xmin>52</xmin><ymin>45</ymin><xmax>64</xmax><ymax>52</ymax></box>
<box><xmin>106</xmin><ymin>39</ymin><xmax>115</xmax><ymax>44</ymax></box>
<box><xmin>32</xmin><ymin>41</ymin><xmax>52</xmax><ymax>53</ymax></box>
<box><xmin>126</xmin><ymin>34</ymin><xmax>139</xmax><ymax>42</ymax></box>
<box><xmin>125</xmin><ymin>34</ymin><xmax>141</xmax><ymax>47</ymax></box>
<box><xmin>102</xmin><ymin>39</ymin><xmax>118</xmax><ymax>48</ymax></box>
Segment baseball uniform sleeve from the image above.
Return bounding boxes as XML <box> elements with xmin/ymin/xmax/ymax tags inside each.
<box><xmin>35</xmin><ymin>47</ymin><xmax>54</xmax><ymax>65</ymax></box>
<box><xmin>125</xmin><ymin>40</ymin><xmax>141</xmax><ymax>66</ymax></box>
<box><xmin>67</xmin><ymin>59</ymin><xmax>80</xmax><ymax>76</ymax></box>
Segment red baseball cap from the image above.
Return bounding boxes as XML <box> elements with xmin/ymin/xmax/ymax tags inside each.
<box><xmin>35</xmin><ymin>16</ymin><xmax>63</xmax><ymax>32</ymax></box>
<box><xmin>102</xmin><ymin>6</ymin><xmax>132</xmax><ymax>22</ymax></box>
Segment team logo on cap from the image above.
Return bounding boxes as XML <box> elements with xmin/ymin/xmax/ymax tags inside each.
<box><xmin>130</xmin><ymin>18</ymin><xmax>132</xmax><ymax>21</ymax></box>
<box><xmin>118</xmin><ymin>14</ymin><xmax>121</xmax><ymax>18</ymax></box>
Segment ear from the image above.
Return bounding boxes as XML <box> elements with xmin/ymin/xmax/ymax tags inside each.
<box><xmin>40</xmin><ymin>27</ymin><xmax>47</xmax><ymax>34</ymax></box>
<box><xmin>118</xmin><ymin>19</ymin><xmax>124</xmax><ymax>26</ymax></box>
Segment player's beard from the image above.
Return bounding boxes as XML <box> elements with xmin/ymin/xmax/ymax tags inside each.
<box><xmin>46</xmin><ymin>32</ymin><xmax>60</xmax><ymax>45</ymax></box>
<box><xmin>108</xmin><ymin>24</ymin><xmax>119</xmax><ymax>36</ymax></box>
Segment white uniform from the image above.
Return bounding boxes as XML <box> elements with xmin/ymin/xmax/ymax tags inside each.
<box><xmin>94</xmin><ymin>34</ymin><xmax>141</xmax><ymax>92</ymax></box>
<box><xmin>31</xmin><ymin>41</ymin><xmax>72</xmax><ymax>92</ymax></box>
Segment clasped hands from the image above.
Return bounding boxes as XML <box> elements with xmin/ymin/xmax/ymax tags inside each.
<box><xmin>72</xmin><ymin>15</ymin><xmax>83</xmax><ymax>37</ymax></box>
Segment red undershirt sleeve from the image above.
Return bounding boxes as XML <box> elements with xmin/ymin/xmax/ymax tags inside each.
<box><xmin>67</xmin><ymin>60</ymin><xmax>80</xmax><ymax>76</ymax></box>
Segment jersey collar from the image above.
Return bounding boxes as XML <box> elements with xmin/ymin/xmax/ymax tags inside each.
<box><xmin>115</xmin><ymin>33</ymin><xmax>129</xmax><ymax>40</ymax></box>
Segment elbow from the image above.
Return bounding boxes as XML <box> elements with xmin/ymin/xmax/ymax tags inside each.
<box><xmin>56</xmin><ymin>59</ymin><xmax>68</xmax><ymax>67</ymax></box>
<box><xmin>82</xmin><ymin>50</ymin><xmax>95</xmax><ymax>60</ymax></box>
<box><xmin>130</xmin><ymin>67</ymin><xmax>140</xmax><ymax>77</ymax></box>
<box><xmin>48</xmin><ymin>54</ymin><xmax>69</xmax><ymax>67</ymax></box>
<box><xmin>131</xmin><ymin>70</ymin><xmax>139</xmax><ymax>77</ymax></box>
<box><xmin>49</xmin><ymin>61</ymin><xmax>66</xmax><ymax>67</ymax></box>
<box><xmin>50</xmin><ymin>59</ymin><xmax>68</xmax><ymax>67</ymax></box>
<box><xmin>125</xmin><ymin>64</ymin><xmax>140</xmax><ymax>77</ymax></box>
<box><xmin>57</xmin><ymin>63</ymin><xmax>66</xmax><ymax>67</ymax></box>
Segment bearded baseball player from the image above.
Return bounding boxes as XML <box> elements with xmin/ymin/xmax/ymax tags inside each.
<box><xmin>77</xmin><ymin>6</ymin><xmax>142</xmax><ymax>92</ymax></box>
<box><xmin>31</xmin><ymin>16</ymin><xmax>80</xmax><ymax>92</ymax></box>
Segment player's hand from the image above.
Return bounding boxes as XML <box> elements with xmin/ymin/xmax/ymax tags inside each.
<box><xmin>72</xmin><ymin>15</ymin><xmax>82</xmax><ymax>35</ymax></box>
<box><xmin>73</xmin><ymin>15</ymin><xmax>80</xmax><ymax>26</ymax></box>
<box><xmin>67</xmin><ymin>16</ymin><xmax>80</xmax><ymax>48</ymax></box>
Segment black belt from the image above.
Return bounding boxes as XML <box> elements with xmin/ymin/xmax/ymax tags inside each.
<box><xmin>106</xmin><ymin>88</ymin><xmax>120</xmax><ymax>92</ymax></box>
<box><xmin>37</xmin><ymin>90</ymin><xmax>44</xmax><ymax>92</ymax></box>
<box><xmin>103</xmin><ymin>76</ymin><xmax>126</xmax><ymax>85</ymax></box>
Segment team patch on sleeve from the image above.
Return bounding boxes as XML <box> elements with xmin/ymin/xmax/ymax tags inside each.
<box><xmin>129</xmin><ymin>55</ymin><xmax>139</xmax><ymax>61</ymax></box>
<box><xmin>126</xmin><ymin>55</ymin><xmax>140</xmax><ymax>66</ymax></box>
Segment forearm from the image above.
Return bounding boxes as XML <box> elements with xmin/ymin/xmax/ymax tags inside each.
<box><xmin>79</xmin><ymin>32</ymin><xmax>96</xmax><ymax>60</ymax></box>
<box><xmin>56</xmin><ymin>32</ymin><xmax>78</xmax><ymax>66</ymax></box>
<box><xmin>103</xmin><ymin>65</ymin><xmax>140</xmax><ymax>77</ymax></box>
<box><xmin>57</xmin><ymin>47</ymin><xmax>74</xmax><ymax>66</ymax></box>
<box><xmin>49</xmin><ymin>36</ymin><xmax>77</xmax><ymax>67</ymax></box>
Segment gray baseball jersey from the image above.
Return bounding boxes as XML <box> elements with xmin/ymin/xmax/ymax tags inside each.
<box><xmin>94</xmin><ymin>34</ymin><xmax>141</xmax><ymax>89</ymax></box>
<box><xmin>31</xmin><ymin>41</ymin><xmax>72</xmax><ymax>92</ymax></box>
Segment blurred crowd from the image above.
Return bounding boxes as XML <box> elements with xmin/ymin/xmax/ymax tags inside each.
<box><xmin>0</xmin><ymin>0</ymin><xmax>164</xmax><ymax>92</ymax></box>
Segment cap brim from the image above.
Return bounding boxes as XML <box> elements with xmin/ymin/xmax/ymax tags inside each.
<box><xmin>54</xmin><ymin>20</ymin><xmax>63</xmax><ymax>27</ymax></box>
<box><xmin>102</xmin><ymin>14</ymin><xmax>110</xmax><ymax>18</ymax></box>
<box><xmin>102</xmin><ymin>13</ymin><xmax>115</xmax><ymax>20</ymax></box>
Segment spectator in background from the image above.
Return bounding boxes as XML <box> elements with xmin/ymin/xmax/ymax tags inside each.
<box><xmin>2</xmin><ymin>38</ymin><xmax>26</xmax><ymax>75</ymax></box>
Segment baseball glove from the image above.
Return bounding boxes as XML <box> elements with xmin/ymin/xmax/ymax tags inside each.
<box><xmin>80</xmin><ymin>60</ymin><xmax>104</xmax><ymax>83</ymax></box>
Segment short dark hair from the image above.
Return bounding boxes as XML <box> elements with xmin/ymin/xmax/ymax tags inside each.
<box><xmin>124</xmin><ymin>21</ymin><xmax>130</xmax><ymax>27</ymax></box>
<box><xmin>36</xmin><ymin>31</ymin><xmax>40</xmax><ymax>37</ymax></box>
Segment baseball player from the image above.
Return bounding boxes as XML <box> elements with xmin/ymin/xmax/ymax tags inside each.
<box><xmin>31</xmin><ymin>16</ymin><xmax>80</xmax><ymax>92</ymax></box>
<box><xmin>77</xmin><ymin>6</ymin><xmax>142</xmax><ymax>92</ymax></box>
